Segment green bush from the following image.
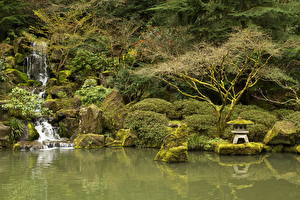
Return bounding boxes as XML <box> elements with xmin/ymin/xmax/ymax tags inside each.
<box><xmin>75</xmin><ymin>79</ymin><xmax>111</xmax><ymax>105</ymax></box>
<box><xmin>229</xmin><ymin>104</ymin><xmax>263</xmax><ymax>120</ymax></box>
<box><xmin>130</xmin><ymin>98</ymin><xmax>176</xmax><ymax>118</ymax></box>
<box><xmin>183</xmin><ymin>114</ymin><xmax>217</xmax><ymax>135</ymax></box>
<box><xmin>124</xmin><ymin>110</ymin><xmax>169</xmax><ymax>148</ymax></box>
<box><xmin>8</xmin><ymin>118</ymin><xmax>24</xmax><ymax>143</ymax></box>
<box><xmin>1</xmin><ymin>87</ymin><xmax>49</xmax><ymax>119</ymax></box>
<box><xmin>188</xmin><ymin>135</ymin><xmax>227</xmax><ymax>151</ymax></box>
<box><xmin>173</xmin><ymin>99</ymin><xmax>215</xmax><ymax>119</ymax></box>
<box><xmin>273</xmin><ymin>109</ymin><xmax>295</xmax><ymax>120</ymax></box>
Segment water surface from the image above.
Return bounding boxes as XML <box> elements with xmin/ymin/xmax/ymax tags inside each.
<box><xmin>0</xmin><ymin>149</ymin><xmax>300</xmax><ymax>200</ymax></box>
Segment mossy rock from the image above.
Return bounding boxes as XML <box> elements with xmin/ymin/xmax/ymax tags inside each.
<box><xmin>13</xmin><ymin>141</ymin><xmax>43</xmax><ymax>151</ymax></box>
<box><xmin>58</xmin><ymin>118</ymin><xmax>79</xmax><ymax>138</ymax></box>
<box><xmin>44</xmin><ymin>98</ymin><xmax>81</xmax><ymax>113</ymax></box>
<box><xmin>154</xmin><ymin>125</ymin><xmax>189</xmax><ymax>163</ymax></box>
<box><xmin>79</xmin><ymin>104</ymin><xmax>103</xmax><ymax>134</ymax></box>
<box><xmin>263</xmin><ymin>120</ymin><xmax>297</xmax><ymax>145</ymax></box>
<box><xmin>73</xmin><ymin>134</ymin><xmax>105</xmax><ymax>149</ymax></box>
<box><xmin>27</xmin><ymin>122</ymin><xmax>39</xmax><ymax>141</ymax></box>
<box><xmin>215</xmin><ymin>142</ymin><xmax>264</xmax><ymax>155</ymax></box>
<box><xmin>283</xmin><ymin>145</ymin><xmax>300</xmax><ymax>154</ymax></box>
<box><xmin>101</xmin><ymin>91</ymin><xmax>127</xmax><ymax>133</ymax></box>
<box><xmin>47</xmin><ymin>84</ymin><xmax>76</xmax><ymax>99</ymax></box>
<box><xmin>130</xmin><ymin>98</ymin><xmax>176</xmax><ymax>119</ymax></box>
<box><xmin>116</xmin><ymin>129</ymin><xmax>137</xmax><ymax>147</ymax></box>
<box><xmin>124</xmin><ymin>110</ymin><xmax>169</xmax><ymax>148</ymax></box>
<box><xmin>172</xmin><ymin>99</ymin><xmax>215</xmax><ymax>119</ymax></box>
<box><xmin>4</xmin><ymin>69</ymin><xmax>28</xmax><ymax>84</ymax></box>
<box><xmin>57</xmin><ymin>70</ymin><xmax>72</xmax><ymax>83</ymax></box>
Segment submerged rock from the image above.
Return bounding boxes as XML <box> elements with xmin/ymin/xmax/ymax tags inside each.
<box><xmin>116</xmin><ymin>129</ymin><xmax>137</xmax><ymax>147</ymax></box>
<box><xmin>155</xmin><ymin>124</ymin><xmax>189</xmax><ymax>163</ymax></box>
<box><xmin>264</xmin><ymin>120</ymin><xmax>297</xmax><ymax>145</ymax></box>
<box><xmin>79</xmin><ymin>104</ymin><xmax>103</xmax><ymax>134</ymax></box>
<box><xmin>215</xmin><ymin>142</ymin><xmax>264</xmax><ymax>155</ymax></box>
<box><xmin>13</xmin><ymin>141</ymin><xmax>43</xmax><ymax>151</ymax></box>
<box><xmin>73</xmin><ymin>134</ymin><xmax>105</xmax><ymax>149</ymax></box>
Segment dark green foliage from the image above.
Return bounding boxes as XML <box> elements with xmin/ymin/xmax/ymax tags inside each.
<box><xmin>129</xmin><ymin>98</ymin><xmax>176</xmax><ymax>118</ymax></box>
<box><xmin>124</xmin><ymin>110</ymin><xmax>169</xmax><ymax>147</ymax></box>
<box><xmin>173</xmin><ymin>99</ymin><xmax>215</xmax><ymax>119</ymax></box>
<box><xmin>188</xmin><ymin>135</ymin><xmax>226</xmax><ymax>151</ymax></box>
<box><xmin>75</xmin><ymin>79</ymin><xmax>112</xmax><ymax>105</ymax></box>
<box><xmin>183</xmin><ymin>114</ymin><xmax>217</xmax><ymax>135</ymax></box>
<box><xmin>112</xmin><ymin>69</ymin><xmax>151</xmax><ymax>103</ymax></box>
<box><xmin>8</xmin><ymin>118</ymin><xmax>24</xmax><ymax>143</ymax></box>
<box><xmin>0</xmin><ymin>59</ymin><xmax>6</xmax><ymax>82</ymax></box>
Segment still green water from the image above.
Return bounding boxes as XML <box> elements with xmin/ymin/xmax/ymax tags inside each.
<box><xmin>0</xmin><ymin>148</ymin><xmax>300</xmax><ymax>200</ymax></box>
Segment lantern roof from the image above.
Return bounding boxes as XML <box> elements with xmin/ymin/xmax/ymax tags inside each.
<box><xmin>227</xmin><ymin>117</ymin><xmax>254</xmax><ymax>125</ymax></box>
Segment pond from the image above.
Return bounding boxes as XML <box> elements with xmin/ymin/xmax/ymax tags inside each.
<box><xmin>0</xmin><ymin>148</ymin><xmax>300</xmax><ymax>200</ymax></box>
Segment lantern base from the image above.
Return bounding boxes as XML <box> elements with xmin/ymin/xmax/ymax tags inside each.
<box><xmin>233</xmin><ymin>134</ymin><xmax>249</xmax><ymax>144</ymax></box>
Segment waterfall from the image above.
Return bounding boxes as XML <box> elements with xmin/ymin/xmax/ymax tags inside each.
<box><xmin>26</xmin><ymin>41</ymin><xmax>73</xmax><ymax>150</ymax></box>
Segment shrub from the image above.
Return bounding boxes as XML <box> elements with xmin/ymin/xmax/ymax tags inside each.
<box><xmin>130</xmin><ymin>98</ymin><xmax>176</xmax><ymax>118</ymax></box>
<box><xmin>273</xmin><ymin>109</ymin><xmax>295</xmax><ymax>120</ymax></box>
<box><xmin>285</xmin><ymin>111</ymin><xmax>300</xmax><ymax>131</ymax></box>
<box><xmin>75</xmin><ymin>79</ymin><xmax>111</xmax><ymax>105</ymax></box>
<box><xmin>183</xmin><ymin>114</ymin><xmax>217</xmax><ymax>135</ymax></box>
<box><xmin>1</xmin><ymin>87</ymin><xmax>49</xmax><ymax>119</ymax></box>
<box><xmin>229</xmin><ymin>104</ymin><xmax>263</xmax><ymax>120</ymax></box>
<box><xmin>124</xmin><ymin>110</ymin><xmax>169</xmax><ymax>148</ymax></box>
<box><xmin>8</xmin><ymin>118</ymin><xmax>24</xmax><ymax>143</ymax></box>
<box><xmin>173</xmin><ymin>99</ymin><xmax>215</xmax><ymax>119</ymax></box>
<box><xmin>188</xmin><ymin>135</ymin><xmax>227</xmax><ymax>151</ymax></box>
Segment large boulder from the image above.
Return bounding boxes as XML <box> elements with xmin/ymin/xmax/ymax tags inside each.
<box><xmin>263</xmin><ymin>120</ymin><xmax>297</xmax><ymax>145</ymax></box>
<box><xmin>101</xmin><ymin>91</ymin><xmax>127</xmax><ymax>132</ymax></box>
<box><xmin>154</xmin><ymin>124</ymin><xmax>189</xmax><ymax>163</ymax></box>
<box><xmin>79</xmin><ymin>104</ymin><xmax>103</xmax><ymax>134</ymax></box>
<box><xmin>116</xmin><ymin>129</ymin><xmax>137</xmax><ymax>147</ymax></box>
<box><xmin>73</xmin><ymin>134</ymin><xmax>105</xmax><ymax>149</ymax></box>
<box><xmin>56</xmin><ymin>109</ymin><xmax>79</xmax><ymax>138</ymax></box>
<box><xmin>215</xmin><ymin>142</ymin><xmax>264</xmax><ymax>155</ymax></box>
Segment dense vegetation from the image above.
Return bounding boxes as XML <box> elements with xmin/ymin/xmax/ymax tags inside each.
<box><xmin>0</xmin><ymin>0</ymin><xmax>299</xmax><ymax>149</ymax></box>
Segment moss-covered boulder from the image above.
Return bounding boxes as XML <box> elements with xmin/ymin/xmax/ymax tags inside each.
<box><xmin>116</xmin><ymin>129</ymin><xmax>137</xmax><ymax>147</ymax></box>
<box><xmin>101</xmin><ymin>91</ymin><xmax>127</xmax><ymax>132</ymax></box>
<box><xmin>215</xmin><ymin>142</ymin><xmax>264</xmax><ymax>155</ymax></box>
<box><xmin>27</xmin><ymin>122</ymin><xmax>39</xmax><ymax>141</ymax></box>
<box><xmin>44</xmin><ymin>98</ymin><xmax>81</xmax><ymax>113</ymax></box>
<box><xmin>13</xmin><ymin>141</ymin><xmax>43</xmax><ymax>151</ymax></box>
<box><xmin>4</xmin><ymin>69</ymin><xmax>28</xmax><ymax>84</ymax></box>
<box><xmin>124</xmin><ymin>110</ymin><xmax>169</xmax><ymax>148</ymax></box>
<box><xmin>263</xmin><ymin>120</ymin><xmax>297</xmax><ymax>145</ymax></box>
<box><xmin>79</xmin><ymin>104</ymin><xmax>103</xmax><ymax>134</ymax></box>
<box><xmin>130</xmin><ymin>98</ymin><xmax>176</xmax><ymax>119</ymax></box>
<box><xmin>73</xmin><ymin>134</ymin><xmax>105</xmax><ymax>149</ymax></box>
<box><xmin>283</xmin><ymin>145</ymin><xmax>300</xmax><ymax>154</ymax></box>
<box><xmin>55</xmin><ymin>109</ymin><xmax>79</xmax><ymax>138</ymax></box>
<box><xmin>47</xmin><ymin>84</ymin><xmax>76</xmax><ymax>99</ymax></box>
<box><xmin>155</xmin><ymin>125</ymin><xmax>189</xmax><ymax>163</ymax></box>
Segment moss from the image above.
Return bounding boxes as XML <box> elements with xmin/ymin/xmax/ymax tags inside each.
<box><xmin>183</xmin><ymin>114</ymin><xmax>217</xmax><ymax>135</ymax></box>
<box><xmin>155</xmin><ymin>125</ymin><xmax>189</xmax><ymax>163</ymax></box>
<box><xmin>47</xmin><ymin>84</ymin><xmax>76</xmax><ymax>99</ymax></box>
<box><xmin>44</xmin><ymin>97</ymin><xmax>81</xmax><ymax>113</ymax></box>
<box><xmin>173</xmin><ymin>99</ymin><xmax>215</xmax><ymax>119</ymax></box>
<box><xmin>5</xmin><ymin>69</ymin><xmax>28</xmax><ymax>83</ymax></box>
<box><xmin>124</xmin><ymin>110</ymin><xmax>169</xmax><ymax>148</ymax></box>
<box><xmin>263</xmin><ymin>120</ymin><xmax>297</xmax><ymax>145</ymax></box>
<box><xmin>27</xmin><ymin>122</ymin><xmax>39</xmax><ymax>141</ymax></box>
<box><xmin>116</xmin><ymin>129</ymin><xmax>137</xmax><ymax>147</ymax></box>
<box><xmin>130</xmin><ymin>98</ymin><xmax>176</xmax><ymax>119</ymax></box>
<box><xmin>13</xmin><ymin>142</ymin><xmax>21</xmax><ymax>151</ymax></box>
<box><xmin>283</xmin><ymin>145</ymin><xmax>300</xmax><ymax>153</ymax></box>
<box><xmin>73</xmin><ymin>134</ymin><xmax>105</xmax><ymax>149</ymax></box>
<box><xmin>58</xmin><ymin>70</ymin><xmax>72</xmax><ymax>83</ymax></box>
<box><xmin>215</xmin><ymin>142</ymin><xmax>264</xmax><ymax>155</ymax></box>
<box><xmin>227</xmin><ymin>119</ymin><xmax>254</xmax><ymax>125</ymax></box>
<box><xmin>285</xmin><ymin>111</ymin><xmax>300</xmax><ymax>131</ymax></box>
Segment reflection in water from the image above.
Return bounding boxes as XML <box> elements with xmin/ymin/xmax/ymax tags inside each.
<box><xmin>0</xmin><ymin>150</ymin><xmax>300</xmax><ymax>200</ymax></box>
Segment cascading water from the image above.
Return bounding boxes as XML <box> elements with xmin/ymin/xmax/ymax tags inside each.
<box><xmin>26</xmin><ymin>41</ymin><xmax>73</xmax><ymax>150</ymax></box>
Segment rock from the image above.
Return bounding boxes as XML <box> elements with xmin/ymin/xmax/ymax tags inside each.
<box><xmin>154</xmin><ymin>124</ymin><xmax>189</xmax><ymax>163</ymax></box>
<box><xmin>44</xmin><ymin>98</ymin><xmax>81</xmax><ymax>113</ymax></box>
<box><xmin>101</xmin><ymin>91</ymin><xmax>127</xmax><ymax>132</ymax></box>
<box><xmin>4</xmin><ymin>69</ymin><xmax>28</xmax><ymax>84</ymax></box>
<box><xmin>116</xmin><ymin>129</ymin><xmax>137</xmax><ymax>147</ymax></box>
<box><xmin>0</xmin><ymin>122</ymin><xmax>10</xmax><ymax>138</ymax></box>
<box><xmin>56</xmin><ymin>109</ymin><xmax>79</xmax><ymax>119</ymax></box>
<box><xmin>215</xmin><ymin>142</ymin><xmax>264</xmax><ymax>155</ymax></box>
<box><xmin>47</xmin><ymin>84</ymin><xmax>76</xmax><ymax>99</ymax></box>
<box><xmin>27</xmin><ymin>122</ymin><xmax>39</xmax><ymax>141</ymax></box>
<box><xmin>58</xmin><ymin>118</ymin><xmax>79</xmax><ymax>138</ymax></box>
<box><xmin>263</xmin><ymin>120</ymin><xmax>297</xmax><ymax>145</ymax></box>
<box><xmin>73</xmin><ymin>134</ymin><xmax>105</xmax><ymax>149</ymax></box>
<box><xmin>284</xmin><ymin>145</ymin><xmax>300</xmax><ymax>154</ymax></box>
<box><xmin>13</xmin><ymin>141</ymin><xmax>43</xmax><ymax>151</ymax></box>
<box><xmin>79</xmin><ymin>104</ymin><xmax>103</xmax><ymax>134</ymax></box>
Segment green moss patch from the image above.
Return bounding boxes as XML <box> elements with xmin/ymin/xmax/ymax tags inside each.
<box><xmin>215</xmin><ymin>142</ymin><xmax>264</xmax><ymax>155</ymax></box>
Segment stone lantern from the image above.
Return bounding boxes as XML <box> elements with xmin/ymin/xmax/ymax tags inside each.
<box><xmin>227</xmin><ymin>117</ymin><xmax>254</xmax><ymax>144</ymax></box>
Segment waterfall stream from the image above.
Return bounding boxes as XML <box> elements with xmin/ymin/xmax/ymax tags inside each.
<box><xmin>27</xmin><ymin>41</ymin><xmax>73</xmax><ymax>150</ymax></box>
